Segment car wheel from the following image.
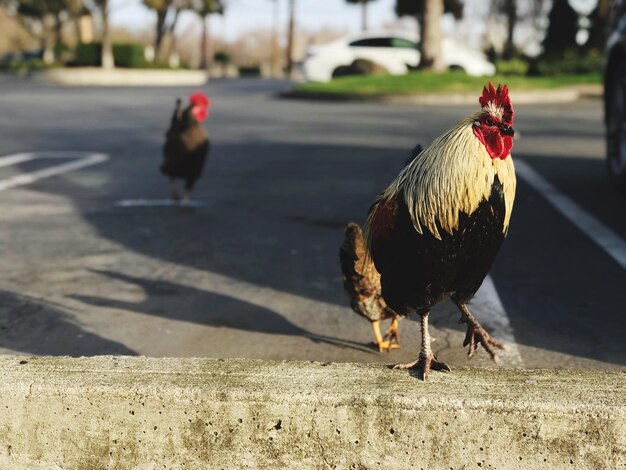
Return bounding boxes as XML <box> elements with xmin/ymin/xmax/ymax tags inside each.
<box><xmin>332</xmin><ymin>65</ymin><xmax>353</xmax><ymax>78</ymax></box>
<box><xmin>606</xmin><ymin>59</ymin><xmax>626</xmax><ymax>194</ymax></box>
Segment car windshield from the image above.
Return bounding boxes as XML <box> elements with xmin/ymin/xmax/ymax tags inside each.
<box><xmin>349</xmin><ymin>37</ymin><xmax>417</xmax><ymax>49</ymax></box>
<box><xmin>349</xmin><ymin>38</ymin><xmax>393</xmax><ymax>48</ymax></box>
<box><xmin>390</xmin><ymin>38</ymin><xmax>418</xmax><ymax>49</ymax></box>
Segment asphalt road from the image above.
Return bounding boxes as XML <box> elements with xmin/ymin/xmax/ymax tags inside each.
<box><xmin>0</xmin><ymin>76</ymin><xmax>624</xmax><ymax>372</ymax></box>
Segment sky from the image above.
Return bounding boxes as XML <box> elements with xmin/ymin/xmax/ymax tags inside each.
<box><xmin>109</xmin><ymin>0</ymin><xmax>599</xmax><ymax>43</ymax></box>
<box><xmin>110</xmin><ymin>0</ymin><xmax>399</xmax><ymax>40</ymax></box>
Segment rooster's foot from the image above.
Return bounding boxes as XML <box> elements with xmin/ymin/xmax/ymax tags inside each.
<box><xmin>382</xmin><ymin>317</ymin><xmax>400</xmax><ymax>350</ymax></box>
<box><xmin>170</xmin><ymin>189</ymin><xmax>181</xmax><ymax>201</ymax></box>
<box><xmin>392</xmin><ymin>355</ymin><xmax>450</xmax><ymax>380</ymax></box>
<box><xmin>371</xmin><ymin>319</ymin><xmax>399</xmax><ymax>353</ymax></box>
<box><xmin>375</xmin><ymin>339</ymin><xmax>400</xmax><ymax>353</ymax></box>
<box><xmin>462</xmin><ymin>321</ymin><xmax>505</xmax><ymax>363</ymax></box>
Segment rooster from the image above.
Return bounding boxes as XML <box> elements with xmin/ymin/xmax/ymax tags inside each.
<box><xmin>161</xmin><ymin>92</ymin><xmax>211</xmax><ymax>206</ymax></box>
<box><xmin>340</xmin><ymin>223</ymin><xmax>400</xmax><ymax>352</ymax></box>
<box><xmin>364</xmin><ymin>82</ymin><xmax>516</xmax><ymax>379</ymax></box>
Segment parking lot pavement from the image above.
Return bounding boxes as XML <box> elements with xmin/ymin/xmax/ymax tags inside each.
<box><xmin>0</xmin><ymin>78</ymin><xmax>623</xmax><ymax>371</ymax></box>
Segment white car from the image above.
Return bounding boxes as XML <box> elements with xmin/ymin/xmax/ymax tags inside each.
<box><xmin>303</xmin><ymin>31</ymin><xmax>495</xmax><ymax>83</ymax></box>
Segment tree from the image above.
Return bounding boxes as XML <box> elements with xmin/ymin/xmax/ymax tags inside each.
<box><xmin>500</xmin><ymin>0</ymin><xmax>517</xmax><ymax>59</ymax></box>
<box><xmin>395</xmin><ymin>0</ymin><xmax>463</xmax><ymax>71</ymax></box>
<box><xmin>584</xmin><ymin>0</ymin><xmax>611</xmax><ymax>51</ymax></box>
<box><xmin>395</xmin><ymin>0</ymin><xmax>462</xmax><ymax>19</ymax></box>
<box><xmin>142</xmin><ymin>0</ymin><xmax>197</xmax><ymax>62</ymax></box>
<box><xmin>166</xmin><ymin>0</ymin><xmax>193</xmax><ymax>65</ymax></box>
<box><xmin>11</xmin><ymin>0</ymin><xmax>66</xmax><ymax>63</ymax></box>
<box><xmin>86</xmin><ymin>0</ymin><xmax>114</xmax><ymax>68</ymax></box>
<box><xmin>487</xmin><ymin>0</ymin><xmax>547</xmax><ymax>60</ymax></box>
<box><xmin>269</xmin><ymin>0</ymin><xmax>280</xmax><ymax>76</ymax></box>
<box><xmin>188</xmin><ymin>0</ymin><xmax>224</xmax><ymax>71</ymax></box>
<box><xmin>142</xmin><ymin>0</ymin><xmax>173</xmax><ymax>60</ymax></box>
<box><xmin>285</xmin><ymin>0</ymin><xmax>295</xmax><ymax>76</ymax></box>
<box><xmin>542</xmin><ymin>0</ymin><xmax>578</xmax><ymax>56</ymax></box>
<box><xmin>62</xmin><ymin>0</ymin><xmax>89</xmax><ymax>47</ymax></box>
<box><xmin>9</xmin><ymin>0</ymin><xmax>93</xmax><ymax>63</ymax></box>
<box><xmin>420</xmin><ymin>0</ymin><xmax>444</xmax><ymax>70</ymax></box>
<box><xmin>346</xmin><ymin>0</ymin><xmax>378</xmax><ymax>31</ymax></box>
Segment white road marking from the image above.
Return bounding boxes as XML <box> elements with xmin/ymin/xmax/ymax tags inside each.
<box><xmin>0</xmin><ymin>153</ymin><xmax>36</xmax><ymax>168</ymax></box>
<box><xmin>470</xmin><ymin>275</ymin><xmax>524</xmax><ymax>367</ymax></box>
<box><xmin>0</xmin><ymin>152</ymin><xmax>109</xmax><ymax>191</ymax></box>
<box><xmin>516</xmin><ymin>159</ymin><xmax>626</xmax><ymax>270</ymax></box>
<box><xmin>116</xmin><ymin>199</ymin><xmax>214</xmax><ymax>208</ymax></box>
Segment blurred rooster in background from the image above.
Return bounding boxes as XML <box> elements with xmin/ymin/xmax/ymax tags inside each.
<box><xmin>364</xmin><ymin>83</ymin><xmax>517</xmax><ymax>379</ymax></box>
<box><xmin>161</xmin><ymin>92</ymin><xmax>211</xmax><ymax>206</ymax></box>
<box><xmin>340</xmin><ymin>223</ymin><xmax>400</xmax><ymax>352</ymax></box>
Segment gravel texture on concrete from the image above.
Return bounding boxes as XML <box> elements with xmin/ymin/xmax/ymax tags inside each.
<box><xmin>0</xmin><ymin>356</ymin><xmax>624</xmax><ymax>469</ymax></box>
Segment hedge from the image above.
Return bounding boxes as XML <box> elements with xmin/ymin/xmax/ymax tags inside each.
<box><xmin>74</xmin><ymin>42</ymin><xmax>147</xmax><ymax>68</ymax></box>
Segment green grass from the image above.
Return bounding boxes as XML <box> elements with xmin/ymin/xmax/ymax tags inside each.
<box><xmin>295</xmin><ymin>71</ymin><xmax>601</xmax><ymax>95</ymax></box>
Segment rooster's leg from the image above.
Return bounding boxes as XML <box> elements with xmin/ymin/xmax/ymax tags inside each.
<box><xmin>181</xmin><ymin>193</ymin><xmax>191</xmax><ymax>207</ymax></box>
<box><xmin>182</xmin><ymin>180</ymin><xmax>195</xmax><ymax>208</ymax></box>
<box><xmin>169</xmin><ymin>179</ymin><xmax>180</xmax><ymax>201</ymax></box>
<box><xmin>383</xmin><ymin>315</ymin><xmax>401</xmax><ymax>348</ymax></box>
<box><xmin>457</xmin><ymin>303</ymin><xmax>505</xmax><ymax>363</ymax></box>
<box><xmin>392</xmin><ymin>312</ymin><xmax>450</xmax><ymax>380</ymax></box>
<box><xmin>371</xmin><ymin>320</ymin><xmax>398</xmax><ymax>352</ymax></box>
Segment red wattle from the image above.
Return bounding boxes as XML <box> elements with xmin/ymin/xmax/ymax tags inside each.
<box><xmin>486</xmin><ymin>131</ymin><xmax>503</xmax><ymax>158</ymax></box>
<box><xmin>192</xmin><ymin>105</ymin><xmax>208</xmax><ymax>122</ymax></box>
<box><xmin>473</xmin><ymin>126</ymin><xmax>512</xmax><ymax>159</ymax></box>
<box><xmin>502</xmin><ymin>136</ymin><xmax>513</xmax><ymax>158</ymax></box>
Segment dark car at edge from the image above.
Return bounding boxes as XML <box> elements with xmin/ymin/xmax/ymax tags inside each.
<box><xmin>605</xmin><ymin>0</ymin><xmax>626</xmax><ymax>193</ymax></box>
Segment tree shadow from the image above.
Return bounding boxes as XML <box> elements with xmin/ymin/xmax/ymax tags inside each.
<box><xmin>26</xmin><ymin>140</ymin><xmax>407</xmax><ymax>309</ymax></box>
<box><xmin>69</xmin><ymin>269</ymin><xmax>373</xmax><ymax>354</ymax></box>
<box><xmin>0</xmin><ymin>289</ymin><xmax>137</xmax><ymax>356</ymax></box>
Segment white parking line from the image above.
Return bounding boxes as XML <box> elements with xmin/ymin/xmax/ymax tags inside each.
<box><xmin>0</xmin><ymin>153</ymin><xmax>36</xmax><ymax>168</ymax></box>
<box><xmin>471</xmin><ymin>275</ymin><xmax>524</xmax><ymax>367</ymax></box>
<box><xmin>516</xmin><ymin>159</ymin><xmax>626</xmax><ymax>270</ymax></box>
<box><xmin>116</xmin><ymin>199</ymin><xmax>215</xmax><ymax>208</ymax></box>
<box><xmin>0</xmin><ymin>152</ymin><xmax>109</xmax><ymax>191</ymax></box>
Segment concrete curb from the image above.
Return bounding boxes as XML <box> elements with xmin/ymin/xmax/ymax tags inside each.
<box><xmin>282</xmin><ymin>85</ymin><xmax>603</xmax><ymax>106</ymax></box>
<box><xmin>0</xmin><ymin>356</ymin><xmax>624</xmax><ymax>469</ymax></box>
<box><xmin>33</xmin><ymin>67</ymin><xmax>209</xmax><ymax>87</ymax></box>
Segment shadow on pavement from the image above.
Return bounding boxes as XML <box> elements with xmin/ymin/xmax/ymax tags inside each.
<box><xmin>31</xmin><ymin>141</ymin><xmax>407</xmax><ymax>309</ymax></box>
<box><xmin>0</xmin><ymin>289</ymin><xmax>137</xmax><ymax>356</ymax></box>
<box><xmin>6</xmin><ymin>92</ymin><xmax>625</xmax><ymax>366</ymax></box>
<box><xmin>69</xmin><ymin>269</ymin><xmax>374</xmax><ymax>354</ymax></box>
<box><xmin>492</xmin><ymin>153</ymin><xmax>626</xmax><ymax>366</ymax></box>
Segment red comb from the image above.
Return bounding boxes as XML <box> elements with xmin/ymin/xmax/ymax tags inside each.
<box><xmin>189</xmin><ymin>91</ymin><xmax>210</xmax><ymax>108</ymax></box>
<box><xmin>479</xmin><ymin>82</ymin><xmax>514</xmax><ymax>125</ymax></box>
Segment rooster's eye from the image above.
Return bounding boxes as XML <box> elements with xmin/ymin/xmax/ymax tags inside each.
<box><xmin>485</xmin><ymin>118</ymin><xmax>494</xmax><ymax>126</ymax></box>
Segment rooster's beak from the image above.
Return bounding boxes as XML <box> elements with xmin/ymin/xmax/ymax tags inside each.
<box><xmin>501</xmin><ymin>126</ymin><xmax>515</xmax><ymax>137</ymax></box>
